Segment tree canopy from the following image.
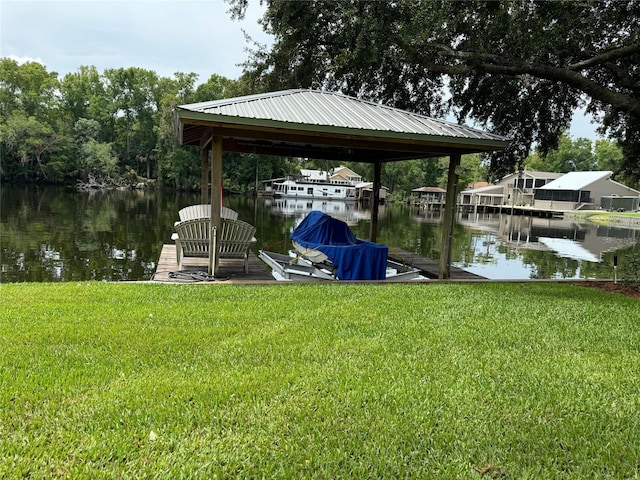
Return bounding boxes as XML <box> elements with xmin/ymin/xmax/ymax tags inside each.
<box><xmin>0</xmin><ymin>58</ymin><xmax>298</xmax><ymax>190</ymax></box>
<box><xmin>232</xmin><ymin>0</ymin><xmax>640</xmax><ymax>182</ymax></box>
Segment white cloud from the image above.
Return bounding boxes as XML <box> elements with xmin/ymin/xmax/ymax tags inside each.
<box><xmin>6</xmin><ymin>54</ymin><xmax>46</xmax><ymax>66</ymax></box>
<box><xmin>0</xmin><ymin>1</ymin><xmax>603</xmax><ymax>141</ymax></box>
<box><xmin>0</xmin><ymin>0</ymin><xmax>271</xmax><ymax>83</ymax></box>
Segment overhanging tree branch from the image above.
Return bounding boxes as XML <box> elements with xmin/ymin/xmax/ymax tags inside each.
<box><xmin>403</xmin><ymin>41</ymin><xmax>640</xmax><ymax>116</ymax></box>
<box><xmin>568</xmin><ymin>42</ymin><xmax>640</xmax><ymax>70</ymax></box>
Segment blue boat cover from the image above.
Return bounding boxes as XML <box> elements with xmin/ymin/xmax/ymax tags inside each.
<box><xmin>291</xmin><ymin>211</ymin><xmax>388</xmax><ymax>280</ymax></box>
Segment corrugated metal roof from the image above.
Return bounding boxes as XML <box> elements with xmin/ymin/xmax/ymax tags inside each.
<box><xmin>178</xmin><ymin>89</ymin><xmax>507</xmax><ymax>142</ymax></box>
<box><xmin>413</xmin><ymin>187</ymin><xmax>446</xmax><ymax>193</ymax></box>
<box><xmin>460</xmin><ymin>184</ymin><xmax>503</xmax><ymax>194</ymax></box>
<box><xmin>538</xmin><ymin>171</ymin><xmax>612</xmax><ymax>191</ymax></box>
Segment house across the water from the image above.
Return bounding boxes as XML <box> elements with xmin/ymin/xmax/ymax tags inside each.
<box><xmin>459</xmin><ymin>170</ymin><xmax>639</xmax><ymax>212</ymax></box>
<box><xmin>270</xmin><ymin>166</ymin><xmax>387</xmax><ymax>201</ymax></box>
<box><xmin>533</xmin><ymin>171</ymin><xmax>640</xmax><ymax>210</ymax></box>
<box><xmin>460</xmin><ymin>170</ymin><xmax>563</xmax><ymax>208</ymax></box>
<box><xmin>272</xmin><ymin>166</ymin><xmax>361</xmax><ymax>200</ymax></box>
<box><xmin>409</xmin><ymin>186</ymin><xmax>447</xmax><ymax>209</ymax></box>
<box><xmin>355</xmin><ymin>182</ymin><xmax>388</xmax><ymax>203</ymax></box>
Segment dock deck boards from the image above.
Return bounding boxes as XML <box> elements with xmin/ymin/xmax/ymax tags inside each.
<box><xmin>388</xmin><ymin>248</ymin><xmax>485</xmax><ymax>280</ymax></box>
<box><xmin>153</xmin><ymin>244</ymin><xmax>277</xmax><ymax>284</ymax></box>
<box><xmin>153</xmin><ymin>245</ymin><xmax>486</xmax><ymax>283</ymax></box>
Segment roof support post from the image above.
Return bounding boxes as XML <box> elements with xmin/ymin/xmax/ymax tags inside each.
<box><xmin>200</xmin><ymin>131</ymin><xmax>212</xmax><ymax>204</ymax></box>
<box><xmin>208</xmin><ymin>133</ymin><xmax>223</xmax><ymax>276</ymax></box>
<box><xmin>369</xmin><ymin>159</ymin><xmax>382</xmax><ymax>242</ymax></box>
<box><xmin>439</xmin><ymin>153</ymin><xmax>461</xmax><ymax>279</ymax></box>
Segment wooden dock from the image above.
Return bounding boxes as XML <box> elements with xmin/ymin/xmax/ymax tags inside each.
<box><xmin>153</xmin><ymin>245</ymin><xmax>485</xmax><ymax>284</ymax></box>
<box><xmin>153</xmin><ymin>244</ymin><xmax>276</xmax><ymax>284</ymax></box>
<box><xmin>388</xmin><ymin>248</ymin><xmax>485</xmax><ymax>280</ymax></box>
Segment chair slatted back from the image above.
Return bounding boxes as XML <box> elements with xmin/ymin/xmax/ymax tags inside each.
<box><xmin>174</xmin><ymin>219</ymin><xmax>210</xmax><ymax>258</ymax></box>
<box><xmin>178</xmin><ymin>204</ymin><xmax>238</xmax><ymax>222</ymax></box>
<box><xmin>174</xmin><ymin>218</ymin><xmax>256</xmax><ymax>259</ymax></box>
<box><xmin>219</xmin><ymin>219</ymin><xmax>257</xmax><ymax>259</ymax></box>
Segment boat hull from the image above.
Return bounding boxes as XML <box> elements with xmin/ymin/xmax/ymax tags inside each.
<box><xmin>258</xmin><ymin>250</ymin><xmax>425</xmax><ymax>282</ymax></box>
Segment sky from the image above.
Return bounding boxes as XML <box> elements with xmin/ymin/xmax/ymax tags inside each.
<box><xmin>1</xmin><ymin>0</ymin><xmax>600</xmax><ymax>140</ymax></box>
<box><xmin>0</xmin><ymin>0</ymin><xmax>271</xmax><ymax>82</ymax></box>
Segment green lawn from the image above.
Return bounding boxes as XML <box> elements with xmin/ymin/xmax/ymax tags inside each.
<box><xmin>583</xmin><ymin>211</ymin><xmax>640</xmax><ymax>226</ymax></box>
<box><xmin>1</xmin><ymin>282</ymin><xmax>639</xmax><ymax>479</ymax></box>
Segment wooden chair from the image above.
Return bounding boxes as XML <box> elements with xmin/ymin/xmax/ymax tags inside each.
<box><xmin>175</xmin><ymin>204</ymin><xmax>238</xmax><ymax>226</ymax></box>
<box><xmin>172</xmin><ymin>218</ymin><xmax>256</xmax><ymax>273</ymax></box>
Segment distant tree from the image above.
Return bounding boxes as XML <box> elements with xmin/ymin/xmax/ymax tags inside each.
<box><xmin>594</xmin><ymin>139</ymin><xmax>636</xmax><ymax>189</ymax></box>
<box><xmin>103</xmin><ymin>67</ymin><xmax>161</xmax><ymax>175</ymax></box>
<box><xmin>193</xmin><ymin>74</ymin><xmax>240</xmax><ymax>103</ymax></box>
<box><xmin>154</xmin><ymin>72</ymin><xmax>200</xmax><ymax>186</ymax></box>
<box><xmin>73</xmin><ymin>118</ymin><xmax>117</xmax><ymax>181</ymax></box>
<box><xmin>524</xmin><ymin>135</ymin><xmax>596</xmax><ymax>173</ymax></box>
<box><xmin>524</xmin><ymin>135</ymin><xmax>589</xmax><ymax>171</ymax></box>
<box><xmin>436</xmin><ymin>154</ymin><xmax>487</xmax><ymax>189</ymax></box>
<box><xmin>231</xmin><ymin>0</ymin><xmax>640</xmax><ymax>183</ymax></box>
<box><xmin>59</xmin><ymin>66</ymin><xmax>112</xmax><ymax>136</ymax></box>
<box><xmin>0</xmin><ymin>111</ymin><xmax>62</xmax><ymax>180</ymax></box>
<box><xmin>594</xmin><ymin>139</ymin><xmax>624</xmax><ymax>173</ymax></box>
<box><xmin>0</xmin><ymin>58</ymin><xmax>59</xmax><ymax>121</ymax></box>
<box><xmin>418</xmin><ymin>158</ymin><xmax>442</xmax><ymax>188</ymax></box>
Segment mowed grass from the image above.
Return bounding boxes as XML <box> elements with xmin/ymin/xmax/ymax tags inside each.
<box><xmin>1</xmin><ymin>282</ymin><xmax>639</xmax><ymax>479</ymax></box>
<box><xmin>585</xmin><ymin>211</ymin><xmax>640</xmax><ymax>225</ymax></box>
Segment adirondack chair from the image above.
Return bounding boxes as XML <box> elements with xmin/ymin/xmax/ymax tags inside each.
<box><xmin>175</xmin><ymin>204</ymin><xmax>238</xmax><ymax>226</ymax></box>
<box><xmin>172</xmin><ymin>218</ymin><xmax>257</xmax><ymax>273</ymax></box>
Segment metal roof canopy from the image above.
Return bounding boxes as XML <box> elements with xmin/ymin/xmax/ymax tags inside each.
<box><xmin>175</xmin><ymin>89</ymin><xmax>508</xmax><ymax>161</ymax></box>
<box><xmin>173</xmin><ymin>89</ymin><xmax>510</xmax><ymax>279</ymax></box>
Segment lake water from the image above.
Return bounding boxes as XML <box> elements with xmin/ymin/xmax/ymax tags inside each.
<box><xmin>1</xmin><ymin>185</ymin><xmax>637</xmax><ymax>282</ymax></box>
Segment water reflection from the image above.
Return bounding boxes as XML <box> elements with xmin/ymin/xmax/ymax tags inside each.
<box><xmin>1</xmin><ymin>186</ymin><xmax>637</xmax><ymax>282</ymax></box>
<box><xmin>0</xmin><ymin>185</ymin><xmax>199</xmax><ymax>282</ymax></box>
<box><xmin>264</xmin><ymin>197</ymin><xmax>373</xmax><ymax>225</ymax></box>
<box><xmin>453</xmin><ymin>212</ymin><xmax>638</xmax><ymax>279</ymax></box>
<box><xmin>460</xmin><ymin>212</ymin><xmax>638</xmax><ymax>261</ymax></box>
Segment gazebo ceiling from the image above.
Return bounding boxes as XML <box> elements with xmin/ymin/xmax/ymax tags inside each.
<box><xmin>174</xmin><ymin>89</ymin><xmax>510</xmax><ymax>162</ymax></box>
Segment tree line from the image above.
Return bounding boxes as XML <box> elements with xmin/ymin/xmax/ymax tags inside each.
<box><xmin>0</xmin><ymin>54</ymin><xmax>635</xmax><ymax>197</ymax></box>
<box><xmin>0</xmin><ymin>58</ymin><xmax>300</xmax><ymax>192</ymax></box>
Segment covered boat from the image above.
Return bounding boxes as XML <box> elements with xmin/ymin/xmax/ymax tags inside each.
<box><xmin>259</xmin><ymin>211</ymin><xmax>422</xmax><ymax>281</ymax></box>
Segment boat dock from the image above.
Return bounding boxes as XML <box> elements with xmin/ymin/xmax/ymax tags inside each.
<box><xmin>154</xmin><ymin>245</ymin><xmax>276</xmax><ymax>283</ymax></box>
<box><xmin>388</xmin><ymin>248</ymin><xmax>484</xmax><ymax>280</ymax></box>
<box><xmin>153</xmin><ymin>244</ymin><xmax>485</xmax><ymax>283</ymax></box>
<box><xmin>458</xmin><ymin>204</ymin><xmax>565</xmax><ymax>218</ymax></box>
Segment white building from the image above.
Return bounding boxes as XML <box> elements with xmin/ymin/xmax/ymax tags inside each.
<box><xmin>459</xmin><ymin>170</ymin><xmax>563</xmax><ymax>208</ymax></box>
<box><xmin>272</xmin><ymin>166</ymin><xmax>363</xmax><ymax>200</ymax></box>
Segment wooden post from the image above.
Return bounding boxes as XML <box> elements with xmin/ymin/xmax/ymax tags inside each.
<box><xmin>209</xmin><ymin>134</ymin><xmax>223</xmax><ymax>275</ymax></box>
<box><xmin>200</xmin><ymin>132</ymin><xmax>212</xmax><ymax>204</ymax></box>
<box><xmin>439</xmin><ymin>153</ymin><xmax>461</xmax><ymax>279</ymax></box>
<box><xmin>369</xmin><ymin>159</ymin><xmax>382</xmax><ymax>242</ymax></box>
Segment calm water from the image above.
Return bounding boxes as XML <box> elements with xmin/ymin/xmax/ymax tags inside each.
<box><xmin>1</xmin><ymin>186</ymin><xmax>637</xmax><ymax>282</ymax></box>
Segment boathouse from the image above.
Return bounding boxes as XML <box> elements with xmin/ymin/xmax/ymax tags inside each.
<box><xmin>173</xmin><ymin>89</ymin><xmax>510</xmax><ymax>278</ymax></box>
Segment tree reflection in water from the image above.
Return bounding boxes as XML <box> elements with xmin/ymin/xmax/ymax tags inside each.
<box><xmin>1</xmin><ymin>186</ymin><xmax>637</xmax><ymax>282</ymax></box>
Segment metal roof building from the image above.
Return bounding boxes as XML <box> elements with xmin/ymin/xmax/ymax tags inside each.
<box><xmin>537</xmin><ymin>171</ymin><xmax>613</xmax><ymax>191</ymax></box>
<box><xmin>173</xmin><ymin>89</ymin><xmax>511</xmax><ymax>278</ymax></box>
<box><xmin>534</xmin><ymin>171</ymin><xmax>640</xmax><ymax>210</ymax></box>
<box><xmin>174</xmin><ymin>89</ymin><xmax>508</xmax><ymax>162</ymax></box>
